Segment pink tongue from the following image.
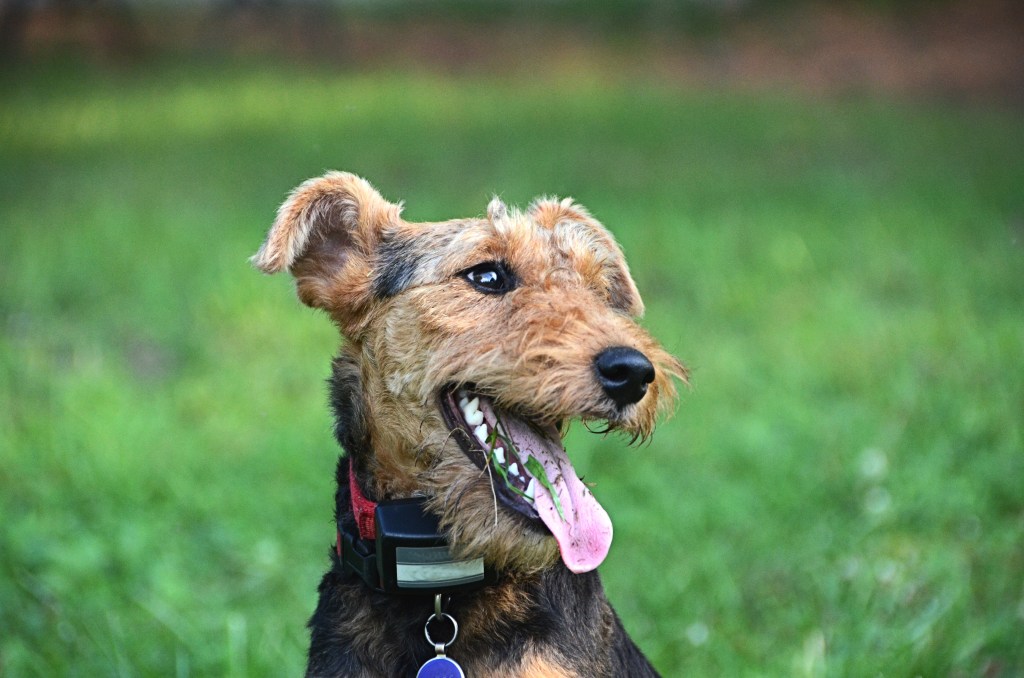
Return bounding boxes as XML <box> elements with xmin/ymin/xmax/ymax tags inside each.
<box><xmin>501</xmin><ymin>417</ymin><xmax>613</xmax><ymax>573</ymax></box>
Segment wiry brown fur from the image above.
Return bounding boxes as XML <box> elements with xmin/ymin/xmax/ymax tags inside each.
<box><xmin>254</xmin><ymin>172</ymin><xmax>686</xmax><ymax>676</ymax></box>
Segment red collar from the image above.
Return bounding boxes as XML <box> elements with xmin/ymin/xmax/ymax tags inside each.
<box><xmin>348</xmin><ymin>458</ymin><xmax>378</xmax><ymax>540</ymax></box>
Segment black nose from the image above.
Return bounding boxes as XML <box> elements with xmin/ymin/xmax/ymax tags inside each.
<box><xmin>594</xmin><ymin>346</ymin><xmax>656</xmax><ymax>408</ymax></box>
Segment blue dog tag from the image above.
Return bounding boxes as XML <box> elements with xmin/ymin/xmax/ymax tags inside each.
<box><xmin>416</xmin><ymin>655</ymin><xmax>465</xmax><ymax>678</ymax></box>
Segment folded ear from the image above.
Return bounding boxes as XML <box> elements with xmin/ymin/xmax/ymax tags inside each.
<box><xmin>528</xmin><ymin>198</ymin><xmax>645</xmax><ymax>317</ymax></box>
<box><xmin>251</xmin><ymin>172</ymin><xmax>402</xmax><ymax>313</ymax></box>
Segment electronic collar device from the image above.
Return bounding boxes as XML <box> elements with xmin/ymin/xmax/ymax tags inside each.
<box><xmin>338</xmin><ymin>464</ymin><xmax>495</xmax><ymax>595</ymax></box>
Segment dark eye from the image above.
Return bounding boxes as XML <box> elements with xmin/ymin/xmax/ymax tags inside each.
<box><xmin>463</xmin><ymin>262</ymin><xmax>515</xmax><ymax>294</ymax></box>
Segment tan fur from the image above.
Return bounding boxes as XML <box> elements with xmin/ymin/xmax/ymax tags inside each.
<box><xmin>516</xmin><ymin>654</ymin><xmax>578</xmax><ymax>678</ymax></box>
<box><xmin>255</xmin><ymin>172</ymin><xmax>686</xmax><ymax>577</ymax></box>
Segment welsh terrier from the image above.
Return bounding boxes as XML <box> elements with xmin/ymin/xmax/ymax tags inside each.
<box><xmin>253</xmin><ymin>172</ymin><xmax>685</xmax><ymax>677</ymax></box>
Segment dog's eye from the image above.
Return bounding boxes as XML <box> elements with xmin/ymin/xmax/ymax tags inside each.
<box><xmin>463</xmin><ymin>262</ymin><xmax>514</xmax><ymax>294</ymax></box>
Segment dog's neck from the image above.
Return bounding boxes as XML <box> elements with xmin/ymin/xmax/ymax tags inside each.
<box><xmin>329</xmin><ymin>352</ymin><xmax>496</xmax><ymax>596</ymax></box>
<box><xmin>328</xmin><ymin>351</ymin><xmax>376</xmax><ymax>483</ymax></box>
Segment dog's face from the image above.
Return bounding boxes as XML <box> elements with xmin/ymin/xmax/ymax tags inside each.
<box><xmin>254</xmin><ymin>172</ymin><xmax>684</xmax><ymax>574</ymax></box>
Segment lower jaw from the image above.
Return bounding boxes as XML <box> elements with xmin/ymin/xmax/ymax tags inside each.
<box><xmin>435</xmin><ymin>385</ymin><xmax>616</xmax><ymax>575</ymax></box>
<box><xmin>427</xmin><ymin>485</ymin><xmax>560</xmax><ymax>575</ymax></box>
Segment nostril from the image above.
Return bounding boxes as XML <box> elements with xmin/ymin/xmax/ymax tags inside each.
<box><xmin>594</xmin><ymin>347</ymin><xmax>656</xmax><ymax>408</ymax></box>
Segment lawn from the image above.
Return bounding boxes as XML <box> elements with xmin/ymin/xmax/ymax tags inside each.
<box><xmin>1</xmin><ymin>61</ymin><xmax>1022</xmax><ymax>676</ymax></box>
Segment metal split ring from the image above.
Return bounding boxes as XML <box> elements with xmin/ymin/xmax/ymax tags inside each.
<box><xmin>423</xmin><ymin>612</ymin><xmax>459</xmax><ymax>649</ymax></box>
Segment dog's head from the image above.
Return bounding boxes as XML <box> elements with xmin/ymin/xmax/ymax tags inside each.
<box><xmin>254</xmin><ymin>172</ymin><xmax>685</xmax><ymax>574</ymax></box>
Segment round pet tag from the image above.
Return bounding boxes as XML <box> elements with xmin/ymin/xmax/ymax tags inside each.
<box><xmin>416</xmin><ymin>655</ymin><xmax>465</xmax><ymax>678</ymax></box>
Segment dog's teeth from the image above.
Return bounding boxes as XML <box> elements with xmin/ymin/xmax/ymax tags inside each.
<box><xmin>462</xmin><ymin>397</ymin><xmax>483</xmax><ymax>426</ymax></box>
<box><xmin>473</xmin><ymin>424</ymin><xmax>489</xmax><ymax>444</ymax></box>
<box><xmin>524</xmin><ymin>478</ymin><xmax>536</xmax><ymax>502</ymax></box>
<box><xmin>492</xmin><ymin>447</ymin><xmax>505</xmax><ymax>465</ymax></box>
<box><xmin>458</xmin><ymin>395</ymin><xmax>469</xmax><ymax>409</ymax></box>
<box><xmin>508</xmin><ymin>462</ymin><xmax>519</xmax><ymax>477</ymax></box>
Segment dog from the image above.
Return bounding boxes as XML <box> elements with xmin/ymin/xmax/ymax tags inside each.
<box><xmin>253</xmin><ymin>172</ymin><xmax>685</xmax><ymax>677</ymax></box>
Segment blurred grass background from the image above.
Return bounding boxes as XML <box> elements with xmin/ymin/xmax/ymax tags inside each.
<box><xmin>1</xmin><ymin>1</ymin><xmax>1023</xmax><ymax>675</ymax></box>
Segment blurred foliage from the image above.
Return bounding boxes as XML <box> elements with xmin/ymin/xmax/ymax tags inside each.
<box><xmin>336</xmin><ymin>0</ymin><xmax>950</xmax><ymax>28</ymax></box>
<box><xmin>0</xmin><ymin>0</ymin><xmax>967</xmax><ymax>54</ymax></box>
<box><xmin>0</xmin><ymin>60</ymin><xmax>1022</xmax><ymax>675</ymax></box>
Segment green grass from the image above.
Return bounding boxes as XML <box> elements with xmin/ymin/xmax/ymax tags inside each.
<box><xmin>1</xmin><ymin>61</ymin><xmax>1022</xmax><ymax>676</ymax></box>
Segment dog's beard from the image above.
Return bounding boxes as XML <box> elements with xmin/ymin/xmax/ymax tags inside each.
<box><xmin>438</xmin><ymin>387</ymin><xmax>614</xmax><ymax>573</ymax></box>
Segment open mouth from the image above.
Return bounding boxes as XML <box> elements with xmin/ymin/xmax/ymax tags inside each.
<box><xmin>439</xmin><ymin>385</ymin><xmax>614</xmax><ymax>573</ymax></box>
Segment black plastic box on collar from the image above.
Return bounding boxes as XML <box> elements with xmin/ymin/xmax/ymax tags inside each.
<box><xmin>341</xmin><ymin>497</ymin><xmax>494</xmax><ymax>594</ymax></box>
